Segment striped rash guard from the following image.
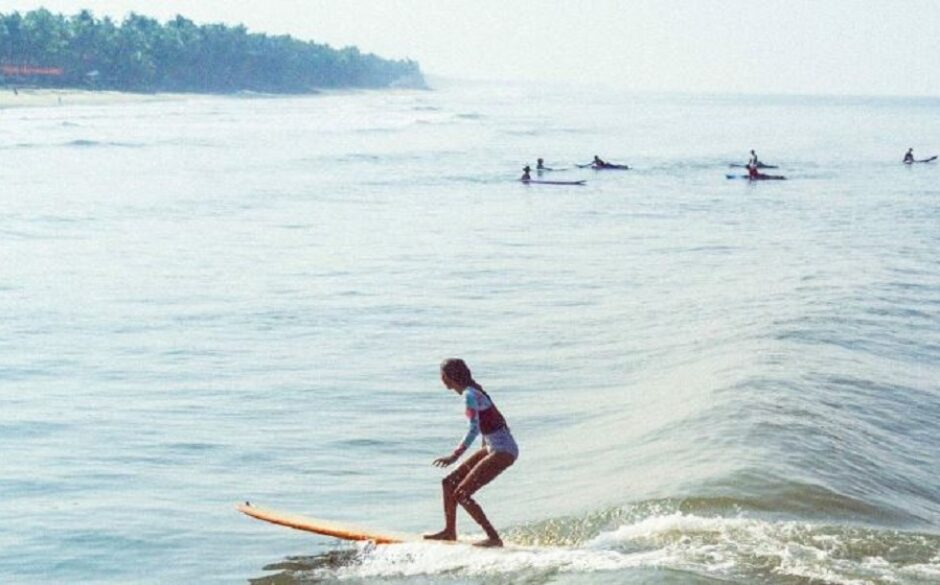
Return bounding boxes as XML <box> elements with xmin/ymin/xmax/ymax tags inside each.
<box><xmin>453</xmin><ymin>386</ymin><xmax>510</xmax><ymax>457</ymax></box>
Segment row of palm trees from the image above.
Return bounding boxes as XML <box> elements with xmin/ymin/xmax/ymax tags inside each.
<box><xmin>0</xmin><ymin>8</ymin><xmax>425</xmax><ymax>93</ymax></box>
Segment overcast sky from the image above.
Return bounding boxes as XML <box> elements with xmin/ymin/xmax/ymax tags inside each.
<box><xmin>6</xmin><ymin>0</ymin><xmax>940</xmax><ymax>96</ymax></box>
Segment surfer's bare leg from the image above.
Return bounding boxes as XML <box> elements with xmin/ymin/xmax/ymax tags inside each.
<box><xmin>454</xmin><ymin>451</ymin><xmax>515</xmax><ymax>547</ymax></box>
<box><xmin>425</xmin><ymin>449</ymin><xmax>487</xmax><ymax>541</ymax></box>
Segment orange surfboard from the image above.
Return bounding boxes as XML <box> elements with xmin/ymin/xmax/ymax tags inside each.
<box><xmin>237</xmin><ymin>502</ymin><xmax>417</xmax><ymax>544</ymax></box>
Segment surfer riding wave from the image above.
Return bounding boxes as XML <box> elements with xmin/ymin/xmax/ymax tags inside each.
<box><xmin>424</xmin><ymin>358</ymin><xmax>518</xmax><ymax>547</ymax></box>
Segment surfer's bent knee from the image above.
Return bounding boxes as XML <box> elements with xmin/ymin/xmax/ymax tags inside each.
<box><xmin>454</xmin><ymin>488</ymin><xmax>476</xmax><ymax>506</ymax></box>
<box><xmin>443</xmin><ymin>473</ymin><xmax>460</xmax><ymax>491</ymax></box>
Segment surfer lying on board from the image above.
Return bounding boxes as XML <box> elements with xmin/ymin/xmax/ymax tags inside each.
<box><xmin>745</xmin><ymin>162</ymin><xmax>786</xmax><ymax>180</ymax></box>
<box><xmin>579</xmin><ymin>155</ymin><xmax>628</xmax><ymax>169</ymax></box>
<box><xmin>425</xmin><ymin>358</ymin><xmax>518</xmax><ymax>548</ymax></box>
<box><xmin>582</xmin><ymin>155</ymin><xmax>616</xmax><ymax>168</ymax></box>
<box><xmin>576</xmin><ymin>155</ymin><xmax>607</xmax><ymax>168</ymax></box>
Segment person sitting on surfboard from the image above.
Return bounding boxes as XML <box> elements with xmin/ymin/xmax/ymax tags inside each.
<box><xmin>425</xmin><ymin>358</ymin><xmax>518</xmax><ymax>548</ymax></box>
<box><xmin>521</xmin><ymin>165</ymin><xmax>532</xmax><ymax>181</ymax></box>
<box><xmin>904</xmin><ymin>148</ymin><xmax>915</xmax><ymax>164</ymax></box>
<box><xmin>749</xmin><ymin>150</ymin><xmax>760</xmax><ymax>167</ymax></box>
<box><xmin>747</xmin><ymin>162</ymin><xmax>760</xmax><ymax>179</ymax></box>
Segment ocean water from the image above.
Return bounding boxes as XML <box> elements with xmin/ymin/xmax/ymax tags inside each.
<box><xmin>1</xmin><ymin>80</ymin><xmax>939</xmax><ymax>585</ymax></box>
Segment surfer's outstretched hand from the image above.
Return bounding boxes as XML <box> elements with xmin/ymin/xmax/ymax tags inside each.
<box><xmin>433</xmin><ymin>454</ymin><xmax>458</xmax><ymax>467</ymax></box>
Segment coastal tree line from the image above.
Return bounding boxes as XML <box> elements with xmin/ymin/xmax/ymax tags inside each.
<box><xmin>0</xmin><ymin>8</ymin><xmax>425</xmax><ymax>92</ymax></box>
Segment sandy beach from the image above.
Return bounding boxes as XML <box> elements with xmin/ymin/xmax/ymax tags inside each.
<box><xmin>0</xmin><ymin>87</ymin><xmax>188</xmax><ymax>110</ymax></box>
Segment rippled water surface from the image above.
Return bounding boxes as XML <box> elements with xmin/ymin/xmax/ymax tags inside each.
<box><xmin>2</xmin><ymin>82</ymin><xmax>939</xmax><ymax>584</ymax></box>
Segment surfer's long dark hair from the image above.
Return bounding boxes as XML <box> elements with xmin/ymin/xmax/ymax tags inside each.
<box><xmin>441</xmin><ymin>358</ymin><xmax>486</xmax><ymax>395</ymax></box>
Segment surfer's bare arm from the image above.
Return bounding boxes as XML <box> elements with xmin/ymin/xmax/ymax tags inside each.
<box><xmin>433</xmin><ymin>391</ymin><xmax>481</xmax><ymax>467</ymax></box>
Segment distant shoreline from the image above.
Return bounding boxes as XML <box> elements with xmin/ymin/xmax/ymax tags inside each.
<box><xmin>0</xmin><ymin>88</ymin><xmax>192</xmax><ymax>110</ymax></box>
<box><xmin>0</xmin><ymin>86</ymin><xmax>425</xmax><ymax>111</ymax></box>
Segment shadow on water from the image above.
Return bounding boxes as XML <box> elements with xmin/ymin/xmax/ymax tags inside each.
<box><xmin>250</xmin><ymin>549</ymin><xmax>360</xmax><ymax>584</ymax></box>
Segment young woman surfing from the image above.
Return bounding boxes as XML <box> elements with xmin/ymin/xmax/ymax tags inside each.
<box><xmin>424</xmin><ymin>358</ymin><xmax>518</xmax><ymax>547</ymax></box>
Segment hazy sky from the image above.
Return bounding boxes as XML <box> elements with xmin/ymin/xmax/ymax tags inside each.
<box><xmin>7</xmin><ymin>0</ymin><xmax>940</xmax><ymax>96</ymax></box>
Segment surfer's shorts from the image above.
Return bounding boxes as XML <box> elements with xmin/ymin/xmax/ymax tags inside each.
<box><xmin>483</xmin><ymin>428</ymin><xmax>518</xmax><ymax>460</ymax></box>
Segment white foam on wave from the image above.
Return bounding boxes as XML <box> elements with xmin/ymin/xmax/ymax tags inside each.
<box><xmin>899</xmin><ymin>561</ymin><xmax>940</xmax><ymax>580</ymax></box>
<box><xmin>317</xmin><ymin>513</ymin><xmax>940</xmax><ymax>582</ymax></box>
<box><xmin>897</xmin><ymin>550</ymin><xmax>940</xmax><ymax>581</ymax></box>
<box><xmin>335</xmin><ymin>540</ymin><xmax>665</xmax><ymax>580</ymax></box>
<box><xmin>584</xmin><ymin>512</ymin><xmax>940</xmax><ymax>585</ymax></box>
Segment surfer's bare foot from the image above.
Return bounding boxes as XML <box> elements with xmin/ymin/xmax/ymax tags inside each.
<box><xmin>472</xmin><ymin>537</ymin><xmax>503</xmax><ymax>548</ymax></box>
<box><xmin>423</xmin><ymin>529</ymin><xmax>457</xmax><ymax>541</ymax></box>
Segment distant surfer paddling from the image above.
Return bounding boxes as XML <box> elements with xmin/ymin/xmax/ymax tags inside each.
<box><xmin>745</xmin><ymin>161</ymin><xmax>786</xmax><ymax>180</ymax></box>
<box><xmin>579</xmin><ymin>155</ymin><xmax>628</xmax><ymax>170</ymax></box>
<box><xmin>425</xmin><ymin>358</ymin><xmax>518</xmax><ymax>547</ymax></box>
